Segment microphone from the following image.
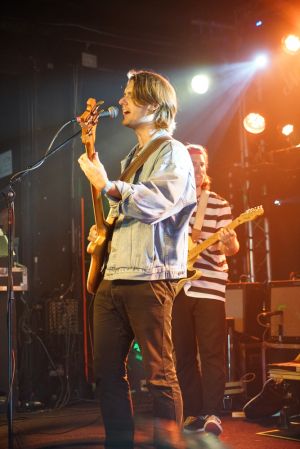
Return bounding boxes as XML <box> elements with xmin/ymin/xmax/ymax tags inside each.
<box><xmin>74</xmin><ymin>105</ymin><xmax>119</xmax><ymax>123</ymax></box>
<box><xmin>98</xmin><ymin>105</ymin><xmax>119</xmax><ymax>119</ymax></box>
<box><xmin>261</xmin><ymin>310</ymin><xmax>284</xmax><ymax>341</ymax></box>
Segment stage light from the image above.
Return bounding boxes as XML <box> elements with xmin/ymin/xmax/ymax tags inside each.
<box><xmin>243</xmin><ymin>113</ymin><xmax>266</xmax><ymax>134</ymax></box>
<box><xmin>255</xmin><ymin>20</ymin><xmax>263</xmax><ymax>27</ymax></box>
<box><xmin>191</xmin><ymin>74</ymin><xmax>210</xmax><ymax>94</ymax></box>
<box><xmin>282</xmin><ymin>34</ymin><xmax>300</xmax><ymax>55</ymax></box>
<box><xmin>274</xmin><ymin>199</ymin><xmax>281</xmax><ymax>206</ymax></box>
<box><xmin>253</xmin><ymin>53</ymin><xmax>269</xmax><ymax>69</ymax></box>
<box><xmin>281</xmin><ymin>124</ymin><xmax>294</xmax><ymax>137</ymax></box>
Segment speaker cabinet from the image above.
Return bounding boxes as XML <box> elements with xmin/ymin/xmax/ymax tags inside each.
<box><xmin>225</xmin><ymin>283</ymin><xmax>265</xmax><ymax>338</ymax></box>
<box><xmin>268</xmin><ymin>280</ymin><xmax>300</xmax><ymax>339</ymax></box>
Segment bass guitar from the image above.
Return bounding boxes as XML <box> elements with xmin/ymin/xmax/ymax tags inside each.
<box><xmin>175</xmin><ymin>205</ymin><xmax>264</xmax><ymax>294</ymax></box>
<box><xmin>77</xmin><ymin>98</ymin><xmax>114</xmax><ymax>294</ymax></box>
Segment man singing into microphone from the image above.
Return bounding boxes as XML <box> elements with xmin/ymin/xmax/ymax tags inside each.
<box><xmin>78</xmin><ymin>69</ymin><xmax>196</xmax><ymax>449</ymax></box>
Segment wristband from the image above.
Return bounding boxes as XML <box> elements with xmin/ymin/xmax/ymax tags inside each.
<box><xmin>103</xmin><ymin>180</ymin><xmax>114</xmax><ymax>194</ymax></box>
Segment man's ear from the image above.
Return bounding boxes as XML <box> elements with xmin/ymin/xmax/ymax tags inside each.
<box><xmin>148</xmin><ymin>104</ymin><xmax>158</xmax><ymax>114</ymax></box>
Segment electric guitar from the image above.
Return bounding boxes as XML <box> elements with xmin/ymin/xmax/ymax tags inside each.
<box><xmin>175</xmin><ymin>205</ymin><xmax>264</xmax><ymax>294</ymax></box>
<box><xmin>77</xmin><ymin>98</ymin><xmax>114</xmax><ymax>294</ymax></box>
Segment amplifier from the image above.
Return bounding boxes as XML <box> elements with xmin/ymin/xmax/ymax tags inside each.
<box><xmin>268</xmin><ymin>280</ymin><xmax>300</xmax><ymax>339</ymax></box>
<box><xmin>46</xmin><ymin>298</ymin><xmax>80</xmax><ymax>335</ymax></box>
<box><xmin>225</xmin><ymin>282</ymin><xmax>265</xmax><ymax>338</ymax></box>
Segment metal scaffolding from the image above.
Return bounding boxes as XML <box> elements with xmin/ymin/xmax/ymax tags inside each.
<box><xmin>239</xmin><ymin>103</ymin><xmax>272</xmax><ymax>282</ymax></box>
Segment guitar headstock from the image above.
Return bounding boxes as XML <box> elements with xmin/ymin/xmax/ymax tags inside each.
<box><xmin>77</xmin><ymin>98</ymin><xmax>104</xmax><ymax>147</ymax></box>
<box><xmin>237</xmin><ymin>205</ymin><xmax>264</xmax><ymax>224</ymax></box>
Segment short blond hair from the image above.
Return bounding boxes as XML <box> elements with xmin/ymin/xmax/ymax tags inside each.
<box><xmin>127</xmin><ymin>69</ymin><xmax>177</xmax><ymax>134</ymax></box>
<box><xmin>186</xmin><ymin>144</ymin><xmax>211</xmax><ymax>190</ymax></box>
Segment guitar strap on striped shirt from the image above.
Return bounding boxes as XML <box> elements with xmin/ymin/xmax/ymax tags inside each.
<box><xmin>193</xmin><ymin>190</ymin><xmax>210</xmax><ymax>231</ymax></box>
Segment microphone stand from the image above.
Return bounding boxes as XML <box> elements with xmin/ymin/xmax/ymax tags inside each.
<box><xmin>2</xmin><ymin>186</ymin><xmax>15</xmax><ymax>449</ymax></box>
<box><xmin>0</xmin><ymin>126</ymin><xmax>81</xmax><ymax>449</ymax></box>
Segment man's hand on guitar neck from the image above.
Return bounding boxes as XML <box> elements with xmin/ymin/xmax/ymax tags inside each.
<box><xmin>78</xmin><ymin>152</ymin><xmax>121</xmax><ymax>199</ymax></box>
<box><xmin>88</xmin><ymin>224</ymin><xmax>98</xmax><ymax>243</ymax></box>
<box><xmin>78</xmin><ymin>152</ymin><xmax>107</xmax><ymax>191</ymax></box>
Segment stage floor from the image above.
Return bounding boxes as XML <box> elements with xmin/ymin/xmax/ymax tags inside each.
<box><xmin>0</xmin><ymin>401</ymin><xmax>299</xmax><ymax>449</ymax></box>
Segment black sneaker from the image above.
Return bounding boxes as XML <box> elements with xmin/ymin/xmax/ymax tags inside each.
<box><xmin>203</xmin><ymin>415</ymin><xmax>223</xmax><ymax>436</ymax></box>
<box><xmin>183</xmin><ymin>416</ymin><xmax>206</xmax><ymax>433</ymax></box>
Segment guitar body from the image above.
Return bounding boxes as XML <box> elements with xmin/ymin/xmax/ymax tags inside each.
<box><xmin>87</xmin><ymin>249</ymin><xmax>105</xmax><ymax>295</ymax></box>
<box><xmin>175</xmin><ymin>206</ymin><xmax>264</xmax><ymax>295</ymax></box>
<box><xmin>175</xmin><ymin>267</ymin><xmax>202</xmax><ymax>295</ymax></box>
<box><xmin>86</xmin><ymin>225</ymin><xmax>110</xmax><ymax>294</ymax></box>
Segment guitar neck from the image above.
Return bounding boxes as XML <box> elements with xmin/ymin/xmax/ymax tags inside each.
<box><xmin>188</xmin><ymin>216</ymin><xmax>241</xmax><ymax>261</ymax></box>
<box><xmin>91</xmin><ymin>185</ymin><xmax>107</xmax><ymax>231</ymax></box>
<box><xmin>84</xmin><ymin>140</ymin><xmax>107</xmax><ymax>231</ymax></box>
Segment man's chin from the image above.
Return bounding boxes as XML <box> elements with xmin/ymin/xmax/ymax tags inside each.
<box><xmin>122</xmin><ymin>119</ymin><xmax>134</xmax><ymax>129</ymax></box>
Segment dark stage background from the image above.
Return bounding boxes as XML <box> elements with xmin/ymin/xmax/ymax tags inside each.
<box><xmin>0</xmin><ymin>0</ymin><xmax>300</xmax><ymax>405</ymax></box>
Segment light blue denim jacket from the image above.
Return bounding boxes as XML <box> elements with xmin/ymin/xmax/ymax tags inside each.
<box><xmin>104</xmin><ymin>131</ymin><xmax>196</xmax><ymax>281</ymax></box>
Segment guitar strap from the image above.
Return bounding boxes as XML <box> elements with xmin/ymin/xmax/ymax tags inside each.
<box><xmin>193</xmin><ymin>190</ymin><xmax>210</xmax><ymax>231</ymax></box>
<box><xmin>105</xmin><ymin>136</ymin><xmax>172</xmax><ymax>231</ymax></box>
<box><xmin>119</xmin><ymin>136</ymin><xmax>172</xmax><ymax>182</ymax></box>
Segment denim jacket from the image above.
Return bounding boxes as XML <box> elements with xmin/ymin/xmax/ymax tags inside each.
<box><xmin>104</xmin><ymin>131</ymin><xmax>196</xmax><ymax>281</ymax></box>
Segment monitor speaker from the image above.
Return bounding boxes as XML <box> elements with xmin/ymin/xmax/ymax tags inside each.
<box><xmin>225</xmin><ymin>282</ymin><xmax>265</xmax><ymax>338</ymax></box>
<box><xmin>269</xmin><ymin>281</ymin><xmax>300</xmax><ymax>339</ymax></box>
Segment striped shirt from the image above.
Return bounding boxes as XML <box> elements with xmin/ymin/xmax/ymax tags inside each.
<box><xmin>184</xmin><ymin>191</ymin><xmax>232</xmax><ymax>302</ymax></box>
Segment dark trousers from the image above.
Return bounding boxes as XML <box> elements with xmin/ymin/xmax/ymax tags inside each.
<box><xmin>93</xmin><ymin>279</ymin><xmax>183</xmax><ymax>449</ymax></box>
<box><xmin>172</xmin><ymin>290</ymin><xmax>226</xmax><ymax>418</ymax></box>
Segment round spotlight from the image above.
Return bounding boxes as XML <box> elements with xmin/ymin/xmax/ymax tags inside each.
<box><xmin>243</xmin><ymin>113</ymin><xmax>266</xmax><ymax>134</ymax></box>
<box><xmin>191</xmin><ymin>74</ymin><xmax>210</xmax><ymax>94</ymax></box>
<box><xmin>282</xmin><ymin>34</ymin><xmax>300</xmax><ymax>54</ymax></box>
<box><xmin>253</xmin><ymin>53</ymin><xmax>269</xmax><ymax>69</ymax></box>
<box><xmin>281</xmin><ymin>124</ymin><xmax>294</xmax><ymax>137</ymax></box>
